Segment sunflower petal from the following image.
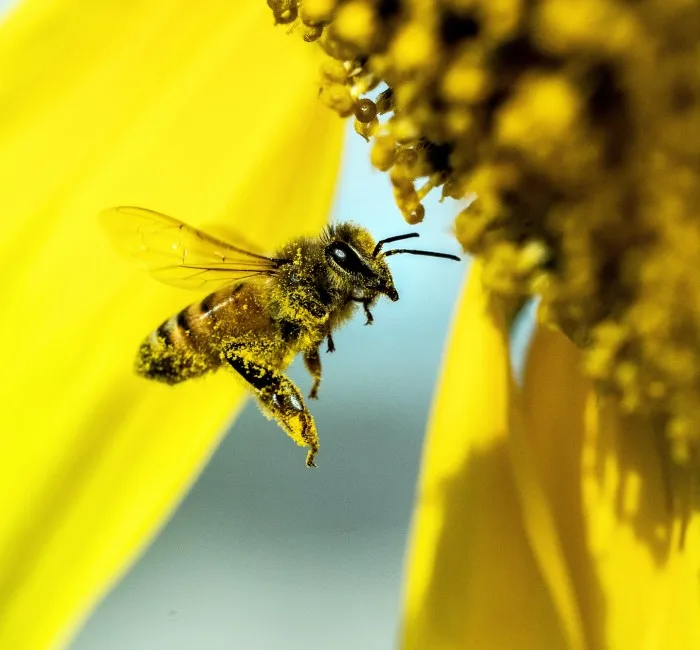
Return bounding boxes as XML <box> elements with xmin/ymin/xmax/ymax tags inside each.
<box><xmin>401</xmin><ymin>263</ymin><xmax>570</xmax><ymax>650</ymax></box>
<box><xmin>0</xmin><ymin>2</ymin><xmax>343</xmax><ymax>648</ymax></box>
<box><xmin>523</xmin><ymin>325</ymin><xmax>700</xmax><ymax>649</ymax></box>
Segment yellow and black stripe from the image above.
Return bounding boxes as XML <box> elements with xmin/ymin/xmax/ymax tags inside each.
<box><xmin>136</xmin><ymin>290</ymin><xmax>224</xmax><ymax>384</ymax></box>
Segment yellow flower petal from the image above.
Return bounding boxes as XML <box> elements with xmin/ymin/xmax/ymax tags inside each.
<box><xmin>0</xmin><ymin>2</ymin><xmax>343</xmax><ymax>648</ymax></box>
<box><xmin>402</xmin><ymin>263</ymin><xmax>570</xmax><ymax>650</ymax></box>
<box><xmin>523</xmin><ymin>325</ymin><xmax>700</xmax><ymax>650</ymax></box>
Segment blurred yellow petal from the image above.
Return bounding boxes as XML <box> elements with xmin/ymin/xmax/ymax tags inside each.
<box><xmin>523</xmin><ymin>326</ymin><xmax>700</xmax><ymax>650</ymax></box>
<box><xmin>402</xmin><ymin>263</ymin><xmax>572</xmax><ymax>650</ymax></box>
<box><xmin>0</xmin><ymin>2</ymin><xmax>343</xmax><ymax>648</ymax></box>
<box><xmin>403</xmin><ymin>283</ymin><xmax>700</xmax><ymax>650</ymax></box>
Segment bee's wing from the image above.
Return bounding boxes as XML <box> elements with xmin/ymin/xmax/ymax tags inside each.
<box><xmin>99</xmin><ymin>206</ymin><xmax>286</xmax><ymax>291</ymax></box>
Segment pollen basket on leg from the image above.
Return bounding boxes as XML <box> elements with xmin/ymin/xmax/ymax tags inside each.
<box><xmin>224</xmin><ymin>338</ymin><xmax>321</xmax><ymax>467</ymax></box>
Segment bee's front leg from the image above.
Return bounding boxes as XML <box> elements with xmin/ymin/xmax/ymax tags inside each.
<box><xmin>352</xmin><ymin>298</ymin><xmax>374</xmax><ymax>325</ymax></box>
<box><xmin>224</xmin><ymin>343</ymin><xmax>319</xmax><ymax>467</ymax></box>
<box><xmin>303</xmin><ymin>347</ymin><xmax>322</xmax><ymax>399</ymax></box>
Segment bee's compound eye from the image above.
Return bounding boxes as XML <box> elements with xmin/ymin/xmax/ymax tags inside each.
<box><xmin>326</xmin><ymin>242</ymin><xmax>369</xmax><ymax>275</ymax></box>
<box><xmin>328</xmin><ymin>243</ymin><xmax>348</xmax><ymax>263</ymax></box>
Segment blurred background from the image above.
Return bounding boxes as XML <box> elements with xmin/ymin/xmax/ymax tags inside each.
<box><xmin>0</xmin><ymin>1</ymin><xmax>535</xmax><ymax>645</ymax></box>
<box><xmin>70</xmin><ymin>129</ymin><xmax>468</xmax><ymax>650</ymax></box>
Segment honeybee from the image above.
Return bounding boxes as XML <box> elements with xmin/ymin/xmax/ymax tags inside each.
<box><xmin>100</xmin><ymin>206</ymin><xmax>460</xmax><ymax>467</ymax></box>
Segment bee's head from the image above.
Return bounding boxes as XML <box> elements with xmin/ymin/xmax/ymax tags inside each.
<box><xmin>323</xmin><ymin>223</ymin><xmax>398</xmax><ymax>300</ymax></box>
<box><xmin>323</xmin><ymin>223</ymin><xmax>460</xmax><ymax>301</ymax></box>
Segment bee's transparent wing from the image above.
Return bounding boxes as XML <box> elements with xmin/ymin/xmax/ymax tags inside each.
<box><xmin>100</xmin><ymin>206</ymin><xmax>286</xmax><ymax>291</ymax></box>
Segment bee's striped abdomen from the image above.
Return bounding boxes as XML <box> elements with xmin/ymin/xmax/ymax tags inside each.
<box><xmin>136</xmin><ymin>292</ymin><xmax>222</xmax><ymax>384</ymax></box>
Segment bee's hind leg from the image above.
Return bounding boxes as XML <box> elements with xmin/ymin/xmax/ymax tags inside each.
<box><xmin>304</xmin><ymin>347</ymin><xmax>322</xmax><ymax>399</ymax></box>
<box><xmin>224</xmin><ymin>343</ymin><xmax>319</xmax><ymax>467</ymax></box>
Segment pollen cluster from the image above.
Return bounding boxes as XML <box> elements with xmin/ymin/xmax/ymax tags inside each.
<box><xmin>268</xmin><ymin>0</ymin><xmax>700</xmax><ymax>464</ymax></box>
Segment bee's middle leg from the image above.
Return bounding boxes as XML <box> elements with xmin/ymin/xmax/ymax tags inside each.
<box><xmin>224</xmin><ymin>343</ymin><xmax>319</xmax><ymax>467</ymax></box>
<box><xmin>304</xmin><ymin>347</ymin><xmax>322</xmax><ymax>399</ymax></box>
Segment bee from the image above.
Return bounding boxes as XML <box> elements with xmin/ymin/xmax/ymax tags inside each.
<box><xmin>100</xmin><ymin>206</ymin><xmax>460</xmax><ymax>467</ymax></box>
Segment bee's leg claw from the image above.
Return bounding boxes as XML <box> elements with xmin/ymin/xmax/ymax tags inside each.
<box><xmin>305</xmin><ymin>448</ymin><xmax>318</xmax><ymax>468</ymax></box>
<box><xmin>309</xmin><ymin>381</ymin><xmax>320</xmax><ymax>400</ymax></box>
<box><xmin>326</xmin><ymin>333</ymin><xmax>336</xmax><ymax>354</ymax></box>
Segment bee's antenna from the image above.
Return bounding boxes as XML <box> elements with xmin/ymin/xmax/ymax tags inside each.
<box><xmin>383</xmin><ymin>248</ymin><xmax>461</xmax><ymax>261</ymax></box>
<box><xmin>373</xmin><ymin>232</ymin><xmax>420</xmax><ymax>257</ymax></box>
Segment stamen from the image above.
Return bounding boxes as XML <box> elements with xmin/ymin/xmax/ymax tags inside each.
<box><xmin>268</xmin><ymin>0</ymin><xmax>700</xmax><ymax>466</ymax></box>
